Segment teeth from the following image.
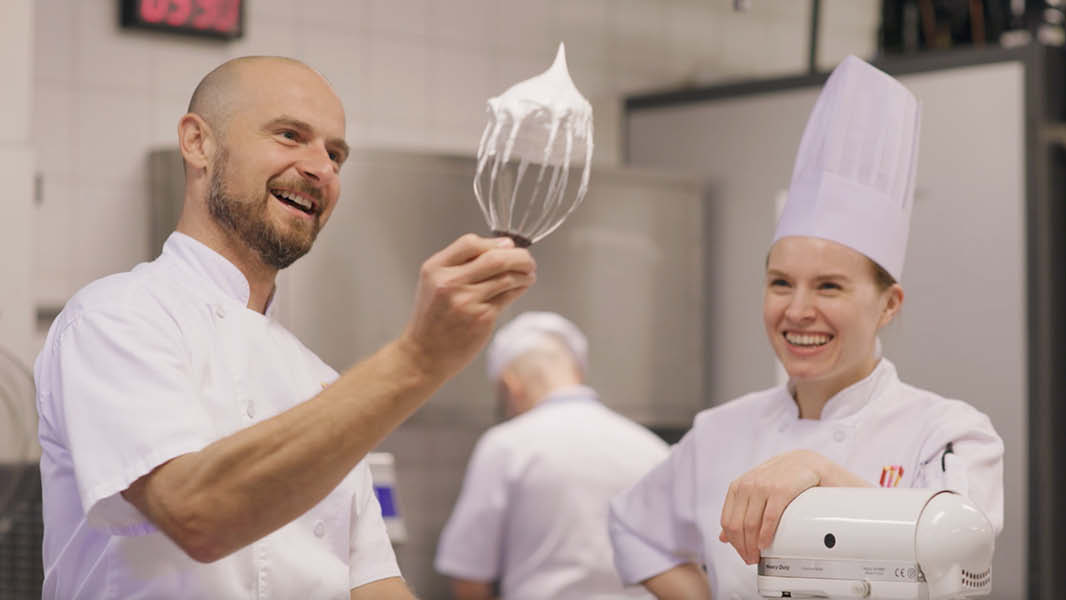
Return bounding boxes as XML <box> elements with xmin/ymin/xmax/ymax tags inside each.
<box><xmin>274</xmin><ymin>189</ymin><xmax>312</xmax><ymax>211</ymax></box>
<box><xmin>785</xmin><ymin>332</ymin><xmax>831</xmax><ymax>347</ymax></box>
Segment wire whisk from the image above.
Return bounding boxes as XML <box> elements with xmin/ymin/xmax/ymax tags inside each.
<box><xmin>474</xmin><ymin>43</ymin><xmax>594</xmax><ymax>247</ymax></box>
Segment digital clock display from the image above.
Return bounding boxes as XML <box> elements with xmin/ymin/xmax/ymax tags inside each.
<box><xmin>120</xmin><ymin>0</ymin><xmax>244</xmax><ymax>40</ymax></box>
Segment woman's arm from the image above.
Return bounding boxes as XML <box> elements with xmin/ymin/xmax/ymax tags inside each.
<box><xmin>643</xmin><ymin>563</ymin><xmax>711</xmax><ymax>600</ymax></box>
<box><xmin>449</xmin><ymin>578</ymin><xmax>497</xmax><ymax>600</ymax></box>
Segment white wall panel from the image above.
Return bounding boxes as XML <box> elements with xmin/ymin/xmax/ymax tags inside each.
<box><xmin>0</xmin><ymin>149</ymin><xmax>36</xmax><ymax>369</ymax></box>
<box><xmin>0</xmin><ymin>0</ymin><xmax>33</xmax><ymax>144</ymax></box>
<box><xmin>2</xmin><ymin>0</ymin><xmax>35</xmax><ymax>367</ymax></box>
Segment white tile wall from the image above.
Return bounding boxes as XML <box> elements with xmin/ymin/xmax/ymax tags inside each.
<box><xmin>369</xmin><ymin>0</ymin><xmax>430</xmax><ymax>39</ymax></box>
<box><xmin>297</xmin><ymin>1</ymin><xmax>366</xmax><ymax>34</ymax></box>
<box><xmin>28</xmin><ymin>0</ymin><xmax>880</xmax><ymax>322</ymax></box>
<box><xmin>225</xmin><ymin>18</ymin><xmax>299</xmax><ymax>58</ymax></box>
<box><xmin>609</xmin><ymin>0</ymin><xmax>669</xmax><ymax>76</ymax></box>
<box><xmin>3</xmin><ymin>0</ymin><xmax>35</xmax><ymax>366</ymax></box>
<box><xmin>1</xmin><ymin>0</ymin><xmax>33</xmax><ymax>143</ymax></box>
<box><xmin>152</xmin><ymin>40</ymin><xmax>232</xmax><ymax>100</ymax></box>
<box><xmin>245</xmin><ymin>0</ymin><xmax>297</xmax><ymax>24</ymax></box>
<box><xmin>365</xmin><ymin>35</ymin><xmax>431</xmax><ymax>147</ymax></box>
<box><xmin>31</xmin><ymin>84</ymin><xmax>75</xmax><ymax>179</ymax></box>
<box><xmin>33</xmin><ymin>177</ymin><xmax>75</xmax><ymax>306</ymax></box>
<box><xmin>74</xmin><ymin>89</ymin><xmax>154</xmax><ymax>188</ymax></box>
<box><xmin>296</xmin><ymin>33</ymin><xmax>371</xmax><ymax>137</ymax></box>
<box><xmin>493</xmin><ymin>0</ymin><xmax>558</xmax><ymax>56</ymax></box>
<box><xmin>427</xmin><ymin>45</ymin><xmax>496</xmax><ymax>150</ymax></box>
<box><xmin>0</xmin><ymin>148</ymin><xmax>36</xmax><ymax>377</ymax></box>
<box><xmin>75</xmin><ymin>3</ymin><xmax>155</xmax><ymax>93</ymax></box>
<box><xmin>427</xmin><ymin>0</ymin><xmax>497</xmax><ymax>51</ymax></box>
<box><xmin>32</xmin><ymin>0</ymin><xmax>75</xmax><ymax>86</ymax></box>
<box><xmin>23</xmin><ymin>2</ymin><xmax>883</xmax><ymax>595</ymax></box>
<box><xmin>73</xmin><ymin>183</ymin><xmax>152</xmax><ymax>285</ymax></box>
<box><xmin>819</xmin><ymin>0</ymin><xmax>881</xmax><ymax>68</ymax></box>
<box><xmin>665</xmin><ymin>2</ymin><xmax>721</xmax><ymax>83</ymax></box>
<box><xmin>556</xmin><ymin>0</ymin><xmax>610</xmax><ymax>64</ymax></box>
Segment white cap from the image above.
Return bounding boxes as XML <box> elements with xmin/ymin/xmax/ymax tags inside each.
<box><xmin>773</xmin><ymin>55</ymin><xmax>921</xmax><ymax>281</ymax></box>
<box><xmin>486</xmin><ymin>312</ymin><xmax>588</xmax><ymax>381</ymax></box>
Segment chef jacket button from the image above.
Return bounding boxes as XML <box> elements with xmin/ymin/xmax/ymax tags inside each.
<box><xmin>214</xmin><ymin>305</ymin><xmax>226</xmax><ymax>318</ymax></box>
<box><xmin>245</xmin><ymin>404</ymin><xmax>255</xmax><ymax>419</ymax></box>
<box><xmin>314</xmin><ymin>520</ymin><xmax>325</xmax><ymax>538</ymax></box>
<box><xmin>833</xmin><ymin>429</ymin><xmax>846</xmax><ymax>442</ymax></box>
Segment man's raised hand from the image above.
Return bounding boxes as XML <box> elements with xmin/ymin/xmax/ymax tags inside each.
<box><xmin>400</xmin><ymin>234</ymin><xmax>536</xmax><ymax>380</ymax></box>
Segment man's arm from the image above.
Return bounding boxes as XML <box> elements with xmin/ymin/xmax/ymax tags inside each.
<box><xmin>350</xmin><ymin>576</ymin><xmax>417</xmax><ymax>600</ymax></box>
<box><xmin>450</xmin><ymin>578</ymin><xmax>496</xmax><ymax>600</ymax></box>
<box><xmin>122</xmin><ymin>235</ymin><xmax>535</xmax><ymax>562</ymax></box>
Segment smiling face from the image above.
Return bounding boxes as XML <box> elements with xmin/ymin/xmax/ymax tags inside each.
<box><xmin>763</xmin><ymin>236</ymin><xmax>903</xmax><ymax>395</ymax></box>
<box><xmin>203</xmin><ymin>59</ymin><xmax>349</xmax><ymax>270</ymax></box>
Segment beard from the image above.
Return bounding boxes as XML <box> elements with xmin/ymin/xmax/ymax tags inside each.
<box><xmin>207</xmin><ymin>148</ymin><xmax>322</xmax><ymax>270</ymax></box>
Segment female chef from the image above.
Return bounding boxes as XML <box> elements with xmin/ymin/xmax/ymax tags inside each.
<box><xmin>607</xmin><ymin>56</ymin><xmax>1004</xmax><ymax>599</ymax></box>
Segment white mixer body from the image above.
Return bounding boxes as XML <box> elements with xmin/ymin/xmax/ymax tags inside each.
<box><xmin>757</xmin><ymin>488</ymin><xmax>994</xmax><ymax>599</ymax></box>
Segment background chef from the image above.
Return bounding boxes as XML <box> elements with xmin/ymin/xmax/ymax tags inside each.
<box><xmin>436</xmin><ymin>312</ymin><xmax>668</xmax><ymax>600</ymax></box>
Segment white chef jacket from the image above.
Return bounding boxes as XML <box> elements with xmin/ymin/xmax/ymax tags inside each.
<box><xmin>435</xmin><ymin>386</ymin><xmax>669</xmax><ymax>599</ymax></box>
<box><xmin>35</xmin><ymin>232</ymin><xmax>400</xmax><ymax>600</ymax></box>
<box><xmin>608</xmin><ymin>359</ymin><xmax>1004</xmax><ymax>599</ymax></box>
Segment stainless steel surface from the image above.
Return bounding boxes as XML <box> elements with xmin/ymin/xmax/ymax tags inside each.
<box><xmin>148</xmin><ymin>148</ymin><xmax>185</xmax><ymax>259</ymax></box>
<box><xmin>272</xmin><ymin>149</ymin><xmax>706</xmax><ymax>597</ymax></box>
<box><xmin>277</xmin><ymin>149</ymin><xmax>706</xmax><ymax>429</ymax></box>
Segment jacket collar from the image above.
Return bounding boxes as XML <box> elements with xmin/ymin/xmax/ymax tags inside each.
<box><xmin>779</xmin><ymin>358</ymin><xmax>899</xmax><ymax>422</ymax></box>
<box><xmin>161</xmin><ymin>232</ymin><xmax>278</xmax><ymax>317</ymax></box>
<box><xmin>538</xmin><ymin>385</ymin><xmax>599</xmax><ymax>408</ymax></box>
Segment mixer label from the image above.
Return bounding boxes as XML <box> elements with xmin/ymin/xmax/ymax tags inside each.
<box><xmin>758</xmin><ymin>557</ymin><xmax>924</xmax><ymax>582</ymax></box>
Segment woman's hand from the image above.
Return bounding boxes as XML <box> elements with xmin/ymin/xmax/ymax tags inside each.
<box><xmin>718</xmin><ymin>450</ymin><xmax>870</xmax><ymax>564</ymax></box>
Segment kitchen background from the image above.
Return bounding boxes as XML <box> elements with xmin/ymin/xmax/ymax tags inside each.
<box><xmin>4</xmin><ymin>2</ymin><xmax>1062</xmax><ymax>599</ymax></box>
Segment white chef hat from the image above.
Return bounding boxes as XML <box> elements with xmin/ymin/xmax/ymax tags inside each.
<box><xmin>486</xmin><ymin>311</ymin><xmax>588</xmax><ymax>381</ymax></box>
<box><xmin>773</xmin><ymin>55</ymin><xmax>921</xmax><ymax>282</ymax></box>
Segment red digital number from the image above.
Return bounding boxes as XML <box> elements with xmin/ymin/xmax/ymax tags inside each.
<box><xmin>192</xmin><ymin>0</ymin><xmax>219</xmax><ymax>30</ymax></box>
<box><xmin>139</xmin><ymin>0</ymin><xmax>169</xmax><ymax>23</ymax></box>
<box><xmin>166</xmin><ymin>0</ymin><xmax>192</xmax><ymax>26</ymax></box>
<box><xmin>136</xmin><ymin>0</ymin><xmax>238</xmax><ymax>34</ymax></box>
<box><xmin>215</xmin><ymin>0</ymin><xmax>240</xmax><ymax>33</ymax></box>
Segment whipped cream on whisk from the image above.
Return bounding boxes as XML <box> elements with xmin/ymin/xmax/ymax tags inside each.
<box><xmin>474</xmin><ymin>43</ymin><xmax>595</xmax><ymax>246</ymax></box>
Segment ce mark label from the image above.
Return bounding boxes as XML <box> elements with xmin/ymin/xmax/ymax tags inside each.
<box><xmin>893</xmin><ymin>567</ymin><xmax>919</xmax><ymax>580</ymax></box>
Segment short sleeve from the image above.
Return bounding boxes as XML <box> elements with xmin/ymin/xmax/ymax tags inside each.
<box><xmin>48</xmin><ymin>307</ymin><xmax>214</xmax><ymax>535</ymax></box>
<box><xmin>913</xmin><ymin>401</ymin><xmax>1004</xmax><ymax>534</ymax></box>
<box><xmin>608</xmin><ymin>427</ymin><xmax>703</xmax><ymax>585</ymax></box>
<box><xmin>434</xmin><ymin>431</ymin><xmax>511</xmax><ymax>581</ymax></box>
<box><xmin>349</xmin><ymin>462</ymin><xmax>402</xmax><ymax>589</ymax></box>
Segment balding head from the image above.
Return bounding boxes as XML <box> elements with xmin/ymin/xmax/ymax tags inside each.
<box><xmin>187</xmin><ymin>56</ymin><xmax>334</xmax><ymax>140</ymax></box>
<box><xmin>497</xmin><ymin>334</ymin><xmax>583</xmax><ymax>418</ymax></box>
<box><xmin>505</xmin><ymin>335</ymin><xmax>582</xmax><ymax>385</ymax></box>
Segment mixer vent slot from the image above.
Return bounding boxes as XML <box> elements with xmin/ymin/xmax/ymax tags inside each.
<box><xmin>961</xmin><ymin>567</ymin><xmax>991</xmax><ymax>589</ymax></box>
